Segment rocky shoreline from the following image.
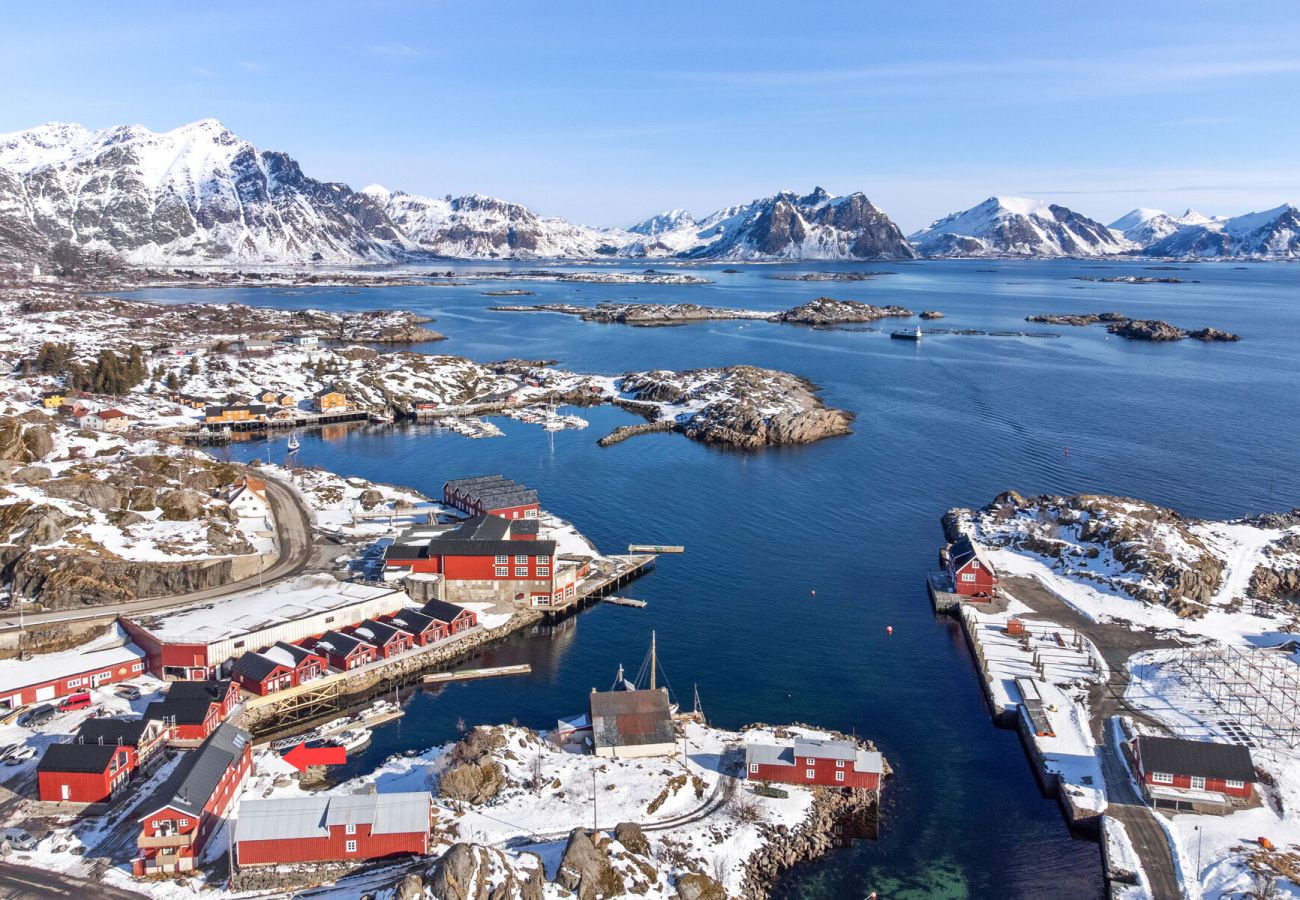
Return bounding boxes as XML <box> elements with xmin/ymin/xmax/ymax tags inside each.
<box><xmin>1025</xmin><ymin>310</ymin><xmax>1239</xmax><ymax>341</ymax></box>
<box><xmin>493</xmin><ymin>296</ymin><xmax>915</xmax><ymax>328</ymax></box>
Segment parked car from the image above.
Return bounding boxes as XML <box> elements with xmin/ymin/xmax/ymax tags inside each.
<box><xmin>15</xmin><ymin>704</ymin><xmax>55</xmax><ymax>727</ymax></box>
<box><xmin>0</xmin><ymin>828</ymin><xmax>37</xmax><ymax>851</ymax></box>
<box><xmin>58</xmin><ymin>691</ymin><xmax>92</xmax><ymax>712</ymax></box>
<box><xmin>114</xmin><ymin>685</ymin><xmax>141</xmax><ymax>701</ymax></box>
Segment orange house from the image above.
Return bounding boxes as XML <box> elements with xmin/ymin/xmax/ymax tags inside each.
<box><xmin>313</xmin><ymin>389</ymin><xmax>348</xmax><ymax>412</ymax></box>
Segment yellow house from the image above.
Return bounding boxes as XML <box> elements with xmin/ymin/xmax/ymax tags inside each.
<box><xmin>313</xmin><ymin>390</ymin><xmax>348</xmax><ymax>412</ymax></box>
<box><xmin>42</xmin><ymin>393</ymin><xmax>66</xmax><ymax>409</ymax></box>
<box><xmin>204</xmin><ymin>403</ymin><xmax>268</xmax><ymax>423</ymax></box>
<box><xmin>257</xmin><ymin>390</ymin><xmax>296</xmax><ymax>407</ymax></box>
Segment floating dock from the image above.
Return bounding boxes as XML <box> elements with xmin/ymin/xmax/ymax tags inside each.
<box><xmin>628</xmin><ymin>544</ymin><xmax>684</xmax><ymax>554</ymax></box>
<box><xmin>602</xmin><ymin>596</ymin><xmax>647</xmax><ymax>608</ymax></box>
<box><xmin>423</xmin><ymin>663</ymin><xmax>532</xmax><ymax>683</ymax></box>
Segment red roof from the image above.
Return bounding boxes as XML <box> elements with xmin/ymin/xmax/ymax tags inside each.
<box><xmin>99</xmin><ymin>409</ymin><xmax>128</xmax><ymax>419</ymax></box>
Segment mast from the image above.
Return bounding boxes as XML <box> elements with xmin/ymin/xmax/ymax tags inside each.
<box><xmin>650</xmin><ymin>631</ymin><xmax>657</xmax><ymax>691</ymax></box>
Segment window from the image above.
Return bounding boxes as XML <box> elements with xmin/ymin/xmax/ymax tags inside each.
<box><xmin>971</xmin><ymin>561</ymin><xmax>980</xmax><ymax>569</ymax></box>
<box><xmin>1225</xmin><ymin>779</ymin><xmax>1244</xmax><ymax>789</ymax></box>
<box><xmin>515</xmin><ymin>554</ymin><xmax>528</xmax><ymax>564</ymax></box>
<box><xmin>512</xmin><ymin>511</ymin><xmax>520</xmax><ymax>519</ymax></box>
<box><xmin>495</xmin><ymin>566</ymin><xmax>508</xmax><ymax>577</ymax></box>
<box><xmin>346</xmin><ymin>823</ymin><xmax>356</xmax><ymax>835</ymax></box>
<box><xmin>178</xmin><ymin>819</ymin><xmax>189</xmax><ymax>828</ymax></box>
<box><xmin>836</xmin><ymin>760</ymin><xmax>845</xmax><ymax>768</ymax></box>
<box><xmin>805</xmin><ymin>769</ymin><xmax>815</xmax><ymax>779</ymax></box>
<box><xmin>961</xmin><ymin>573</ymin><xmax>976</xmax><ymax>582</ymax></box>
<box><xmin>525</xmin><ymin>509</ymin><xmax>538</xmax><ymax>518</ymax></box>
<box><xmin>835</xmin><ymin>772</ymin><xmax>845</xmax><ymax>782</ymax></box>
<box><xmin>345</xmin><ymin>840</ymin><xmax>357</xmax><ymax>853</ymax></box>
<box><xmin>536</xmin><ymin>567</ymin><xmax>550</xmax><ymax>577</ymax></box>
<box><xmin>325</xmin><ymin>616</ymin><xmax>335</xmax><ymax>624</ymax></box>
<box><xmin>233</xmin><ymin>641</ymin><xmax>244</xmax><ymax>649</ymax></box>
<box><xmin>132</xmin><ymin>662</ymin><xmax>144</xmax><ymax>672</ymax></box>
<box><xmin>514</xmin><ymin>566</ymin><xmax>528</xmax><ymax>577</ymax></box>
<box><xmin>749</xmin><ymin>763</ymin><xmax>758</xmax><ymax>773</ymax></box>
<box><xmin>1151</xmin><ymin>772</ymin><xmax>1174</xmax><ymax>784</ymax></box>
<box><xmin>150</xmin><ymin>820</ymin><xmax>159</xmax><ymax>829</ymax></box>
<box><xmin>495</xmin><ymin>555</ymin><xmax>508</xmax><ymax>565</ymax></box>
<box><xmin>1190</xmin><ymin>776</ymin><xmax>1206</xmax><ymax>790</ymax></box>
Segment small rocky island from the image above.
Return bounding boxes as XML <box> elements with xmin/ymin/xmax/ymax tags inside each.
<box><xmin>1025</xmin><ymin>311</ymin><xmax>1239</xmax><ymax>341</ymax></box>
<box><xmin>772</xmin><ymin>297</ymin><xmax>913</xmax><ymax>325</ymax></box>
<box><xmin>609</xmin><ymin>366</ymin><xmax>855</xmax><ymax>449</ymax></box>
<box><xmin>1071</xmin><ymin>275</ymin><xmax>1197</xmax><ymax>284</ymax></box>
<box><xmin>768</xmin><ymin>271</ymin><xmax>896</xmax><ymax>281</ymax></box>
<box><xmin>494</xmin><ymin>297</ymin><xmax>915</xmax><ymax>328</ymax></box>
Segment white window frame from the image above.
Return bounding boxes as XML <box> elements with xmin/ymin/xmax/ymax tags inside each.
<box><xmin>495</xmin><ymin>555</ymin><xmax>508</xmax><ymax>565</ymax></box>
<box><xmin>1151</xmin><ymin>771</ymin><xmax>1173</xmax><ymax>784</ymax></box>
<box><xmin>345</xmin><ymin>840</ymin><xmax>357</xmax><ymax>853</ymax></box>
<box><xmin>971</xmin><ymin>560</ymin><xmax>980</xmax><ymax>569</ymax></box>
<box><xmin>495</xmin><ymin>566</ymin><xmax>508</xmax><ymax>577</ymax></box>
<box><xmin>1190</xmin><ymin>775</ymin><xmax>1206</xmax><ymax>790</ymax></box>
<box><xmin>805</xmin><ymin>769</ymin><xmax>816</xmax><ymax>779</ymax></box>
<box><xmin>749</xmin><ymin>763</ymin><xmax>758</xmax><ymax>773</ymax></box>
<box><xmin>514</xmin><ymin>566</ymin><xmax>528</xmax><ymax>577</ymax></box>
<box><xmin>346</xmin><ymin>823</ymin><xmax>356</xmax><ymax>835</ymax></box>
<box><xmin>536</xmin><ymin>566</ymin><xmax>550</xmax><ymax>577</ymax></box>
<box><xmin>1225</xmin><ymin>779</ymin><xmax>1244</xmax><ymax>789</ymax></box>
<box><xmin>961</xmin><ymin>573</ymin><xmax>976</xmax><ymax>582</ymax></box>
<box><xmin>515</xmin><ymin>554</ymin><xmax>528</xmax><ymax>564</ymax></box>
<box><xmin>178</xmin><ymin>818</ymin><xmax>189</xmax><ymax>828</ymax></box>
<box><xmin>836</xmin><ymin>760</ymin><xmax>845</xmax><ymax>767</ymax></box>
<box><xmin>835</xmin><ymin>772</ymin><xmax>845</xmax><ymax>782</ymax></box>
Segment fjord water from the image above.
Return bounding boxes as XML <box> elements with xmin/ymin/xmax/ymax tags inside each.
<box><xmin>125</xmin><ymin>260</ymin><xmax>1298</xmax><ymax>899</ymax></box>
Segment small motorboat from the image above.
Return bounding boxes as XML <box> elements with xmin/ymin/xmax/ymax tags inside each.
<box><xmin>286</xmin><ymin>433</ymin><xmax>301</xmax><ymax>452</ymax></box>
<box><xmin>891</xmin><ymin>325</ymin><xmax>923</xmax><ymax>342</ymax></box>
<box><xmin>334</xmin><ymin>728</ymin><xmax>372</xmax><ymax>752</ymax></box>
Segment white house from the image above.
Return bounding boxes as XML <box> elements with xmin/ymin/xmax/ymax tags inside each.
<box><xmin>97</xmin><ymin>409</ymin><xmax>132</xmax><ymax>433</ymax></box>
<box><xmin>227</xmin><ymin>477</ymin><xmax>272</xmax><ymax>519</ymax></box>
<box><xmin>289</xmin><ymin>335</ymin><xmax>319</xmax><ymax>349</ymax></box>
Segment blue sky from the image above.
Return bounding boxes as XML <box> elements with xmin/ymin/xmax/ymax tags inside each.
<box><xmin>4</xmin><ymin>1</ymin><xmax>1299</xmax><ymax>230</ymax></box>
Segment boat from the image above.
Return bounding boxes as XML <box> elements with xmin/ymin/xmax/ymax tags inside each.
<box><xmin>891</xmin><ymin>325</ymin><xmax>923</xmax><ymax>342</ymax></box>
<box><xmin>608</xmin><ymin>631</ymin><xmax>680</xmax><ymax>714</ymax></box>
<box><xmin>369</xmin><ymin>411</ymin><xmax>395</xmax><ymax>424</ymax></box>
<box><xmin>4</xmin><ymin>746</ymin><xmax>35</xmax><ymax>766</ymax></box>
<box><xmin>334</xmin><ymin>728</ymin><xmax>372</xmax><ymax>752</ymax></box>
<box><xmin>286</xmin><ymin>433</ymin><xmax>301</xmax><ymax>452</ymax></box>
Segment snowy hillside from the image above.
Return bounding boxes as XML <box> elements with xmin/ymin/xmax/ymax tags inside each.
<box><xmin>0</xmin><ymin>119</ymin><xmax>410</xmax><ymax>265</ymax></box>
<box><xmin>1110</xmin><ymin>207</ymin><xmax>1215</xmax><ymax>246</ymax></box>
<box><xmin>910</xmin><ymin>196</ymin><xmax>1132</xmax><ymax>257</ymax></box>
<box><xmin>1145</xmin><ymin>203</ymin><xmax>1300</xmax><ymax>258</ymax></box>
<box><xmin>624</xmin><ymin>187</ymin><xmax>916</xmax><ymax>260</ymax></box>
<box><xmin>363</xmin><ymin>185</ymin><xmax>632</xmax><ymax>259</ymax></box>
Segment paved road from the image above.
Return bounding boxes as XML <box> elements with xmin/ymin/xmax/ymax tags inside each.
<box><xmin>1004</xmin><ymin>575</ymin><xmax>1185</xmax><ymax>900</ymax></box>
<box><xmin>0</xmin><ymin>475</ymin><xmax>316</xmax><ymax>632</ymax></box>
<box><xmin>0</xmin><ymin>862</ymin><xmax>144</xmax><ymax>898</ymax></box>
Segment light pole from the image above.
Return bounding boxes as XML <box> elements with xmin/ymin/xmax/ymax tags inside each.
<box><xmin>1195</xmin><ymin>824</ymin><xmax>1202</xmax><ymax>876</ymax></box>
<box><xmin>591</xmin><ymin>770</ymin><xmax>597</xmax><ymax>832</ymax></box>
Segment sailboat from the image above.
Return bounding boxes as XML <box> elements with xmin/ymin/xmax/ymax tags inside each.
<box><xmin>286</xmin><ymin>433</ymin><xmax>301</xmax><ymax>452</ymax></box>
<box><xmin>610</xmin><ymin>631</ymin><xmax>680</xmax><ymax>713</ymax></box>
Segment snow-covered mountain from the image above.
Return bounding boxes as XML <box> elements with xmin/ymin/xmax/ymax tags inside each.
<box><xmin>0</xmin><ymin>119</ymin><xmax>408</xmax><ymax>265</ymax></box>
<box><xmin>909</xmin><ymin>196</ymin><xmax>1131</xmax><ymax>257</ymax></box>
<box><xmin>1109</xmin><ymin>207</ymin><xmax>1215</xmax><ymax>246</ymax></box>
<box><xmin>363</xmin><ymin>186</ymin><xmax>630</xmax><ymax>259</ymax></box>
<box><xmin>626</xmin><ymin>188</ymin><xmax>916</xmax><ymax>260</ymax></box>
<box><xmin>1143</xmin><ymin>204</ymin><xmax>1300</xmax><ymax>258</ymax></box>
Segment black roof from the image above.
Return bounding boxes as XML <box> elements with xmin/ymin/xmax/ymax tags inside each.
<box><xmin>76</xmin><ymin>718</ymin><xmax>154</xmax><ymax>747</ymax></box>
<box><xmin>386</xmin><ymin>514</ymin><xmax>556</xmax><ymax>561</ymax></box>
<box><xmin>230</xmin><ymin>651</ymin><xmax>285</xmax><ymax>682</ymax></box>
<box><xmin>420</xmin><ymin>599</ymin><xmax>473</xmax><ymax>623</ymax></box>
<box><xmin>389</xmin><ymin>609</ymin><xmax>436</xmax><ymax>633</ymax></box>
<box><xmin>37</xmin><ymin>741</ymin><xmax>122</xmax><ymax>774</ymax></box>
<box><xmin>384</xmin><ymin>543</ymin><xmax>427</xmax><ymax>561</ymax></box>
<box><xmin>273</xmin><ymin>641</ymin><xmax>319</xmax><ymax>664</ymax></box>
<box><xmin>949</xmin><ymin>535</ymin><xmax>994</xmax><ymax>571</ymax></box>
<box><xmin>444</xmin><ymin>475</ymin><xmax>507</xmax><ymax>491</ymax></box>
<box><xmin>1136</xmin><ymin>736</ymin><xmax>1256</xmax><ymax>783</ymax></box>
<box><xmin>352</xmin><ymin>619</ymin><xmax>404</xmax><ymax>646</ymax></box>
<box><xmin>137</xmin><ymin>723</ymin><xmax>249</xmax><ymax>820</ymax></box>
<box><xmin>450</xmin><ymin>514</ymin><xmax>511</xmax><ymax>541</ymax></box>
<box><xmin>510</xmin><ymin>519</ymin><xmax>540</xmax><ymax>536</ymax></box>
<box><xmin>144</xmin><ymin>696</ymin><xmax>215</xmax><ymax>727</ymax></box>
<box><xmin>315</xmin><ymin>630</ymin><xmax>368</xmax><ymax>657</ymax></box>
<box><xmin>166</xmin><ymin>680</ymin><xmax>230</xmax><ymax>703</ymax></box>
<box><xmin>429</xmin><ymin>538</ymin><xmax>556</xmax><ymax>558</ymax></box>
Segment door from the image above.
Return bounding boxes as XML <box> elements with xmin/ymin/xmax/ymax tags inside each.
<box><xmin>35</xmin><ymin>686</ymin><xmax>55</xmax><ymax>702</ymax></box>
<box><xmin>61</xmin><ymin>785</ymin><xmax>70</xmax><ymax>800</ymax></box>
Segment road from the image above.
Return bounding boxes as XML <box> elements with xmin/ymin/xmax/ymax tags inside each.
<box><xmin>1004</xmin><ymin>575</ymin><xmax>1185</xmax><ymax>900</ymax></box>
<box><xmin>0</xmin><ymin>862</ymin><xmax>144</xmax><ymax>898</ymax></box>
<box><xmin>0</xmin><ymin>475</ymin><xmax>317</xmax><ymax>632</ymax></box>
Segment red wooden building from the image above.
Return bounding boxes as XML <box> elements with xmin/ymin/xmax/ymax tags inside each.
<box><xmin>383</xmin><ymin>609</ymin><xmax>443</xmax><ymax>646</ymax></box>
<box><xmin>235</xmin><ymin>791</ymin><xmax>432</xmax><ymax>867</ymax></box>
<box><xmin>0</xmin><ymin>634</ymin><xmax>146</xmax><ymax>712</ymax></box>
<box><xmin>443</xmin><ymin>475</ymin><xmax>539</xmax><ymax>520</ymax></box>
<box><xmin>420</xmin><ymin>600</ymin><xmax>478</xmax><ymax>636</ymax></box>
<box><xmin>37</xmin><ymin>718</ymin><xmax>170</xmax><ymax>802</ymax></box>
<box><xmin>383</xmin><ymin>514</ymin><xmax>557</xmax><ymax>607</ymax></box>
<box><xmin>745</xmin><ymin>737</ymin><xmax>884</xmax><ymax>790</ymax></box>
<box><xmin>311</xmin><ymin>631</ymin><xmax>377</xmax><ymax>671</ymax></box>
<box><xmin>133</xmin><ymin>723</ymin><xmax>252</xmax><ymax>877</ymax></box>
<box><xmin>144</xmin><ymin>680</ymin><xmax>239</xmax><ymax>744</ymax></box>
<box><xmin>230</xmin><ymin>643</ymin><xmax>327</xmax><ymax>696</ymax></box>
<box><xmin>349</xmin><ymin>619</ymin><xmax>414</xmax><ymax>659</ymax></box>
<box><xmin>946</xmin><ymin>536</ymin><xmax>998</xmax><ymax>598</ymax></box>
<box><xmin>1131</xmin><ymin>735</ymin><xmax>1257</xmax><ymax>813</ymax></box>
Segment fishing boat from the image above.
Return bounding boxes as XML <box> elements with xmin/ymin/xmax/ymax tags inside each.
<box><xmin>286</xmin><ymin>433</ymin><xmax>301</xmax><ymax>452</ymax></box>
<box><xmin>891</xmin><ymin>325</ymin><xmax>923</xmax><ymax>342</ymax></box>
<box><xmin>334</xmin><ymin>728</ymin><xmax>372</xmax><ymax>752</ymax></box>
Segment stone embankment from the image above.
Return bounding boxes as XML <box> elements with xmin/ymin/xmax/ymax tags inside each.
<box><xmin>597</xmin><ymin>421</ymin><xmax>676</xmax><ymax>447</ymax></box>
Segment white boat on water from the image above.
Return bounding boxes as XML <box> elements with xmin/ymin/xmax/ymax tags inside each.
<box><xmin>286</xmin><ymin>433</ymin><xmax>301</xmax><ymax>452</ymax></box>
<box><xmin>334</xmin><ymin>728</ymin><xmax>372</xmax><ymax>752</ymax></box>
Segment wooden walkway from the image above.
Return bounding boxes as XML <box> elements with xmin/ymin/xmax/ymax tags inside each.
<box><xmin>423</xmin><ymin>664</ymin><xmax>531</xmax><ymax>683</ymax></box>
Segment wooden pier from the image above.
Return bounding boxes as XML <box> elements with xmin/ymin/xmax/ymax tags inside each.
<box><xmin>628</xmin><ymin>544</ymin><xmax>684</xmax><ymax>554</ymax></box>
<box><xmin>422</xmin><ymin>663</ymin><xmax>532</xmax><ymax>684</ymax></box>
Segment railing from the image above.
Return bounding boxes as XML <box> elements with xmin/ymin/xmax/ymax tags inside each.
<box><xmin>137</xmin><ymin>832</ymin><xmax>193</xmax><ymax>849</ymax></box>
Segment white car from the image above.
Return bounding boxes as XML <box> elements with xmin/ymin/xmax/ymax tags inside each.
<box><xmin>0</xmin><ymin>828</ymin><xmax>37</xmax><ymax>851</ymax></box>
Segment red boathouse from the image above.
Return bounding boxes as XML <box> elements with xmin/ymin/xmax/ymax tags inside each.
<box><xmin>1131</xmin><ymin>735</ymin><xmax>1257</xmax><ymax>814</ymax></box>
<box><xmin>235</xmin><ymin>791</ymin><xmax>433</xmax><ymax>866</ymax></box>
<box><xmin>946</xmin><ymin>535</ymin><xmax>998</xmax><ymax>599</ymax></box>
<box><xmin>745</xmin><ymin>737</ymin><xmax>884</xmax><ymax>790</ymax></box>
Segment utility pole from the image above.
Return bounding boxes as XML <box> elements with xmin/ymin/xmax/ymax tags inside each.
<box><xmin>1195</xmin><ymin>824</ymin><xmax>1202</xmax><ymax>875</ymax></box>
<box><xmin>592</xmin><ymin>770</ymin><xmax>597</xmax><ymax>832</ymax></box>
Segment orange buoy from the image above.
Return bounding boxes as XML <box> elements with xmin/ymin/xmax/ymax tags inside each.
<box><xmin>886</xmin><ymin>626</ymin><xmax>893</xmax><ymax>635</ymax></box>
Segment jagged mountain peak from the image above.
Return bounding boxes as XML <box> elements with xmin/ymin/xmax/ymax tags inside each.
<box><xmin>910</xmin><ymin>196</ymin><xmax>1130</xmax><ymax>258</ymax></box>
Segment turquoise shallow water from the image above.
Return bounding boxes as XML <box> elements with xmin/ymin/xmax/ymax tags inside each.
<box><xmin>121</xmin><ymin>259</ymin><xmax>1299</xmax><ymax>899</ymax></box>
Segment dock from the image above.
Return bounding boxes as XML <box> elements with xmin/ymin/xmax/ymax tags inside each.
<box><xmin>602</xmin><ymin>596</ymin><xmax>647</xmax><ymax>608</ymax></box>
<box><xmin>423</xmin><ymin>663</ymin><xmax>532</xmax><ymax>683</ymax></box>
<box><xmin>628</xmin><ymin>544</ymin><xmax>684</xmax><ymax>554</ymax></box>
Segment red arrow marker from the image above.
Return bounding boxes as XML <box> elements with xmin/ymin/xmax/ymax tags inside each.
<box><xmin>282</xmin><ymin>742</ymin><xmax>347</xmax><ymax>772</ymax></box>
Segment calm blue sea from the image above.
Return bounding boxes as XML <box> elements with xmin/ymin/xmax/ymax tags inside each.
<box><xmin>120</xmin><ymin>259</ymin><xmax>1300</xmax><ymax>899</ymax></box>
